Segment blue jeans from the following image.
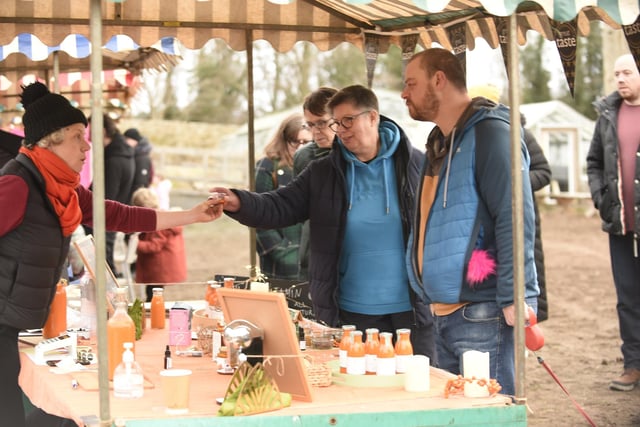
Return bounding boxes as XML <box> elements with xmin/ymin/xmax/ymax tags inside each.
<box><xmin>433</xmin><ymin>299</ymin><xmax>537</xmax><ymax>396</ymax></box>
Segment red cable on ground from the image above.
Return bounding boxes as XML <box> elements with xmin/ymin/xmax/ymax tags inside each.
<box><xmin>534</xmin><ymin>353</ymin><xmax>598</xmax><ymax>427</ymax></box>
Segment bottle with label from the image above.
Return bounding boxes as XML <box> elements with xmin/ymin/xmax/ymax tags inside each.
<box><xmin>113</xmin><ymin>342</ymin><xmax>144</xmax><ymax>399</ymax></box>
<box><xmin>376</xmin><ymin>331</ymin><xmax>396</xmax><ymax>376</ymax></box>
<box><xmin>394</xmin><ymin>328</ymin><xmax>413</xmax><ymax>374</ymax></box>
<box><xmin>150</xmin><ymin>288</ymin><xmax>165</xmax><ymax>329</ymax></box>
<box><xmin>164</xmin><ymin>345</ymin><xmax>172</xmax><ymax>369</ymax></box>
<box><xmin>43</xmin><ymin>279</ymin><xmax>67</xmax><ymax>339</ymax></box>
<box><xmin>107</xmin><ymin>300</ymin><xmax>136</xmax><ymax>380</ymax></box>
<box><xmin>346</xmin><ymin>330</ymin><xmax>366</xmax><ymax>375</ymax></box>
<box><xmin>338</xmin><ymin>325</ymin><xmax>356</xmax><ymax>374</ymax></box>
<box><xmin>298</xmin><ymin>325</ymin><xmax>306</xmax><ymax>351</ymax></box>
<box><xmin>79</xmin><ymin>273</ymin><xmax>97</xmax><ymax>343</ymax></box>
<box><xmin>364</xmin><ymin>328</ymin><xmax>380</xmax><ymax>375</ymax></box>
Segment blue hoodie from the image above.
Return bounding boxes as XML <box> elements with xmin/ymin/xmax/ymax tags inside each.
<box><xmin>338</xmin><ymin>120</ymin><xmax>412</xmax><ymax>315</ymax></box>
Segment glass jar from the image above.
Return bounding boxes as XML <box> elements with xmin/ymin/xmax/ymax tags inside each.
<box><xmin>364</xmin><ymin>328</ymin><xmax>380</xmax><ymax>375</ymax></box>
<box><xmin>346</xmin><ymin>330</ymin><xmax>365</xmax><ymax>375</ymax></box>
<box><xmin>376</xmin><ymin>331</ymin><xmax>396</xmax><ymax>376</ymax></box>
<box><xmin>150</xmin><ymin>288</ymin><xmax>165</xmax><ymax>329</ymax></box>
<box><xmin>394</xmin><ymin>328</ymin><xmax>413</xmax><ymax>374</ymax></box>
<box><xmin>338</xmin><ymin>325</ymin><xmax>356</xmax><ymax>374</ymax></box>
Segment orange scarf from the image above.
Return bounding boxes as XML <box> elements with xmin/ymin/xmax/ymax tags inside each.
<box><xmin>19</xmin><ymin>146</ymin><xmax>82</xmax><ymax>237</ymax></box>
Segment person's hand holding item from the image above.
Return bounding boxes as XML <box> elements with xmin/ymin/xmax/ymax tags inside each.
<box><xmin>209</xmin><ymin>187</ymin><xmax>240</xmax><ymax>212</ymax></box>
<box><xmin>155</xmin><ymin>194</ymin><xmax>225</xmax><ymax>230</ymax></box>
<box><xmin>502</xmin><ymin>302</ymin><xmax>531</xmax><ymax>327</ymax></box>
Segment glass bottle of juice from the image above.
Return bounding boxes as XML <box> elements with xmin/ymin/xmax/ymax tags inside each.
<box><xmin>107</xmin><ymin>300</ymin><xmax>136</xmax><ymax>380</ymax></box>
<box><xmin>339</xmin><ymin>325</ymin><xmax>355</xmax><ymax>374</ymax></box>
<box><xmin>394</xmin><ymin>328</ymin><xmax>413</xmax><ymax>374</ymax></box>
<box><xmin>346</xmin><ymin>330</ymin><xmax>366</xmax><ymax>375</ymax></box>
<box><xmin>376</xmin><ymin>331</ymin><xmax>396</xmax><ymax>376</ymax></box>
<box><xmin>364</xmin><ymin>328</ymin><xmax>380</xmax><ymax>375</ymax></box>
<box><xmin>43</xmin><ymin>279</ymin><xmax>67</xmax><ymax>339</ymax></box>
<box><xmin>150</xmin><ymin>288</ymin><xmax>165</xmax><ymax>329</ymax></box>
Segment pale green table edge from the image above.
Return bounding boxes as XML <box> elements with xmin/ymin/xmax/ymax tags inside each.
<box><xmin>118</xmin><ymin>404</ymin><xmax>526</xmax><ymax>427</ymax></box>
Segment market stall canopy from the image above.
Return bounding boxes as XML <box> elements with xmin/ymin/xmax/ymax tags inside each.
<box><xmin>0</xmin><ymin>0</ymin><xmax>635</xmax><ymax>53</ymax></box>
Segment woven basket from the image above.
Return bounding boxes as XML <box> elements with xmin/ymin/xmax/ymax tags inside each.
<box><xmin>304</xmin><ymin>357</ymin><xmax>333</xmax><ymax>387</ymax></box>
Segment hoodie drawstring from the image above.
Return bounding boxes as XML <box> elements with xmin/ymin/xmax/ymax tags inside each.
<box><xmin>348</xmin><ymin>161</ymin><xmax>355</xmax><ymax>210</ymax></box>
<box><xmin>442</xmin><ymin>128</ymin><xmax>456</xmax><ymax>208</ymax></box>
<box><xmin>383</xmin><ymin>158</ymin><xmax>390</xmax><ymax>214</ymax></box>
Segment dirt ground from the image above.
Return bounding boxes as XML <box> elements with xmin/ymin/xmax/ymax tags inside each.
<box><xmin>168</xmin><ymin>201</ymin><xmax>639</xmax><ymax>427</ymax></box>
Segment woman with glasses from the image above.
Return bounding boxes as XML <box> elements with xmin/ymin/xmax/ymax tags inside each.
<box><xmin>213</xmin><ymin>85</ymin><xmax>436</xmax><ymax>362</ymax></box>
<box><xmin>254</xmin><ymin>113</ymin><xmax>312</xmax><ymax>280</ymax></box>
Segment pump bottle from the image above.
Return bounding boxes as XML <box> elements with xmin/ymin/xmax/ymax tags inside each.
<box><xmin>113</xmin><ymin>342</ymin><xmax>144</xmax><ymax>399</ymax></box>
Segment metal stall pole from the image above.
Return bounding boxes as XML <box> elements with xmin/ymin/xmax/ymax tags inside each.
<box><xmin>246</xmin><ymin>29</ymin><xmax>258</xmax><ymax>278</ymax></box>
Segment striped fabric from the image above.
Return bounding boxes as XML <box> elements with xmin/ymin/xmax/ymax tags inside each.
<box><xmin>0</xmin><ymin>1</ymin><xmax>636</xmax><ymax>53</ymax></box>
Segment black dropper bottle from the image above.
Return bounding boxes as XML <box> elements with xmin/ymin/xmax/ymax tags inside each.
<box><xmin>164</xmin><ymin>345</ymin><xmax>172</xmax><ymax>369</ymax></box>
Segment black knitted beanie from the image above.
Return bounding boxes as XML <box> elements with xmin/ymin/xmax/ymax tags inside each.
<box><xmin>20</xmin><ymin>82</ymin><xmax>88</xmax><ymax>147</ymax></box>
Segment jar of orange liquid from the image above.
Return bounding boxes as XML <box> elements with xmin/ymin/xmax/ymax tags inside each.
<box><xmin>43</xmin><ymin>280</ymin><xmax>67</xmax><ymax>339</ymax></box>
<box><xmin>107</xmin><ymin>301</ymin><xmax>136</xmax><ymax>380</ymax></box>
<box><xmin>364</xmin><ymin>328</ymin><xmax>380</xmax><ymax>375</ymax></box>
<box><xmin>394</xmin><ymin>328</ymin><xmax>413</xmax><ymax>373</ymax></box>
<box><xmin>346</xmin><ymin>330</ymin><xmax>366</xmax><ymax>375</ymax></box>
<box><xmin>376</xmin><ymin>331</ymin><xmax>396</xmax><ymax>376</ymax></box>
<box><xmin>338</xmin><ymin>325</ymin><xmax>355</xmax><ymax>374</ymax></box>
<box><xmin>150</xmin><ymin>288</ymin><xmax>165</xmax><ymax>329</ymax></box>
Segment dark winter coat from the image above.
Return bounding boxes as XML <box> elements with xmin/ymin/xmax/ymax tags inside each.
<box><xmin>587</xmin><ymin>91</ymin><xmax>640</xmax><ymax>236</ymax></box>
<box><xmin>227</xmin><ymin>116</ymin><xmax>424</xmax><ymax>326</ymax></box>
<box><xmin>131</xmin><ymin>136</ymin><xmax>154</xmax><ymax>195</ymax></box>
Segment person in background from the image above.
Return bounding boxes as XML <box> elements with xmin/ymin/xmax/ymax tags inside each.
<box><xmin>293</xmin><ymin>87</ymin><xmax>337</xmax><ymax>279</ymax></box>
<box><xmin>401</xmin><ymin>48</ymin><xmax>539</xmax><ymax>396</ymax></box>
<box><xmin>213</xmin><ymin>85</ymin><xmax>436</xmax><ymax>361</ymax></box>
<box><xmin>0</xmin><ymin>82</ymin><xmax>223</xmax><ymax>427</ymax></box>
<box><xmin>85</xmin><ymin>114</ymin><xmax>135</xmax><ymax>275</ymax></box>
<box><xmin>586</xmin><ymin>53</ymin><xmax>640</xmax><ymax>392</ymax></box>
<box><xmin>124</xmin><ymin>127</ymin><xmax>154</xmax><ymax>193</ymax></box>
<box><xmin>131</xmin><ymin>187</ymin><xmax>187</xmax><ymax>302</ymax></box>
<box><xmin>468</xmin><ymin>84</ymin><xmax>552</xmax><ymax>322</ymax></box>
<box><xmin>255</xmin><ymin>113</ymin><xmax>312</xmax><ymax>280</ymax></box>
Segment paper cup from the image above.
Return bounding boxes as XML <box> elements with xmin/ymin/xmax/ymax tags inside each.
<box><xmin>404</xmin><ymin>355</ymin><xmax>430</xmax><ymax>392</ymax></box>
<box><xmin>160</xmin><ymin>369</ymin><xmax>192</xmax><ymax>414</ymax></box>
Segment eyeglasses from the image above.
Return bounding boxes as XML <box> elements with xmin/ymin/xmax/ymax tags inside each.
<box><xmin>328</xmin><ymin>110</ymin><xmax>371</xmax><ymax>132</ymax></box>
<box><xmin>288</xmin><ymin>139</ymin><xmax>313</xmax><ymax>147</ymax></box>
<box><xmin>305</xmin><ymin>120</ymin><xmax>331</xmax><ymax>130</ymax></box>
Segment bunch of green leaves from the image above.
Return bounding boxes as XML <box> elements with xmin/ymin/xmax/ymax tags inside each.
<box><xmin>127</xmin><ymin>298</ymin><xmax>145</xmax><ymax>340</ymax></box>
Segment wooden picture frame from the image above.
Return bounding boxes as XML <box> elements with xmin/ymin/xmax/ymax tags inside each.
<box><xmin>216</xmin><ymin>287</ymin><xmax>313</xmax><ymax>402</ymax></box>
<box><xmin>72</xmin><ymin>234</ymin><xmax>121</xmax><ymax>312</ymax></box>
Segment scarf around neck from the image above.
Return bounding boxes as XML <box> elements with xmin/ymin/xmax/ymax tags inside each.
<box><xmin>19</xmin><ymin>146</ymin><xmax>81</xmax><ymax>237</ymax></box>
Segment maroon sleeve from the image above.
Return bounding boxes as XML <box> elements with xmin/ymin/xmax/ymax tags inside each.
<box><xmin>0</xmin><ymin>175</ymin><xmax>28</xmax><ymax>236</ymax></box>
<box><xmin>77</xmin><ymin>185</ymin><xmax>157</xmax><ymax>232</ymax></box>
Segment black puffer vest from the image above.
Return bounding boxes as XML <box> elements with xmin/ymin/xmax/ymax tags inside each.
<box><xmin>0</xmin><ymin>154</ymin><xmax>70</xmax><ymax>329</ymax></box>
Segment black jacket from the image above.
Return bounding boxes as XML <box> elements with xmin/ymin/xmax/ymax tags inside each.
<box><xmin>587</xmin><ymin>92</ymin><xmax>640</xmax><ymax>236</ymax></box>
<box><xmin>228</xmin><ymin>116</ymin><xmax>424</xmax><ymax>326</ymax></box>
<box><xmin>0</xmin><ymin>155</ymin><xmax>70</xmax><ymax>329</ymax></box>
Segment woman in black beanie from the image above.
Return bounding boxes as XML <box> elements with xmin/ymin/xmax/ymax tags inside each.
<box><xmin>0</xmin><ymin>82</ymin><xmax>225</xmax><ymax>427</ymax></box>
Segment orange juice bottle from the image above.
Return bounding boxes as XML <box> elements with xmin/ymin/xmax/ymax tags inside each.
<box><xmin>364</xmin><ymin>328</ymin><xmax>380</xmax><ymax>375</ymax></box>
<box><xmin>43</xmin><ymin>280</ymin><xmax>67</xmax><ymax>339</ymax></box>
<box><xmin>346</xmin><ymin>330</ymin><xmax>366</xmax><ymax>375</ymax></box>
<box><xmin>107</xmin><ymin>301</ymin><xmax>136</xmax><ymax>380</ymax></box>
<box><xmin>150</xmin><ymin>288</ymin><xmax>165</xmax><ymax>329</ymax></box>
<box><xmin>394</xmin><ymin>328</ymin><xmax>413</xmax><ymax>373</ymax></box>
<box><xmin>339</xmin><ymin>325</ymin><xmax>355</xmax><ymax>374</ymax></box>
<box><xmin>376</xmin><ymin>331</ymin><xmax>396</xmax><ymax>376</ymax></box>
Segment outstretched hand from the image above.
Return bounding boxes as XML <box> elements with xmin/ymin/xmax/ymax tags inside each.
<box><xmin>209</xmin><ymin>187</ymin><xmax>240</xmax><ymax>212</ymax></box>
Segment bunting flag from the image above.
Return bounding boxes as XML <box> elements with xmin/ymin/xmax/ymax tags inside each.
<box><xmin>364</xmin><ymin>33</ymin><xmax>381</xmax><ymax>89</ymax></box>
<box><xmin>550</xmin><ymin>18</ymin><xmax>578</xmax><ymax>98</ymax></box>
<box><xmin>494</xmin><ymin>16</ymin><xmax>510</xmax><ymax>78</ymax></box>
<box><xmin>400</xmin><ymin>34</ymin><xmax>419</xmax><ymax>78</ymax></box>
<box><xmin>623</xmin><ymin>15</ymin><xmax>640</xmax><ymax>73</ymax></box>
<box><xmin>447</xmin><ymin>22</ymin><xmax>467</xmax><ymax>76</ymax></box>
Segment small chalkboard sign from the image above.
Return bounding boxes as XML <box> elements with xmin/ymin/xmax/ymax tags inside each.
<box><xmin>213</xmin><ymin>275</ymin><xmax>315</xmax><ymax>320</ymax></box>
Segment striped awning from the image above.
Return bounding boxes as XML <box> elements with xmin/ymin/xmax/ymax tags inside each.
<box><xmin>0</xmin><ymin>0</ymin><xmax>635</xmax><ymax>53</ymax></box>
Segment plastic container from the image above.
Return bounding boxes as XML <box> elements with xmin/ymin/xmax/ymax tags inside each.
<box><xmin>43</xmin><ymin>280</ymin><xmax>67</xmax><ymax>339</ymax></box>
<box><xmin>107</xmin><ymin>301</ymin><xmax>136</xmax><ymax>380</ymax></box>
<box><xmin>150</xmin><ymin>288</ymin><xmax>165</xmax><ymax>329</ymax></box>
<box><xmin>113</xmin><ymin>342</ymin><xmax>144</xmax><ymax>399</ymax></box>
<box><xmin>79</xmin><ymin>273</ymin><xmax>97</xmax><ymax>342</ymax></box>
